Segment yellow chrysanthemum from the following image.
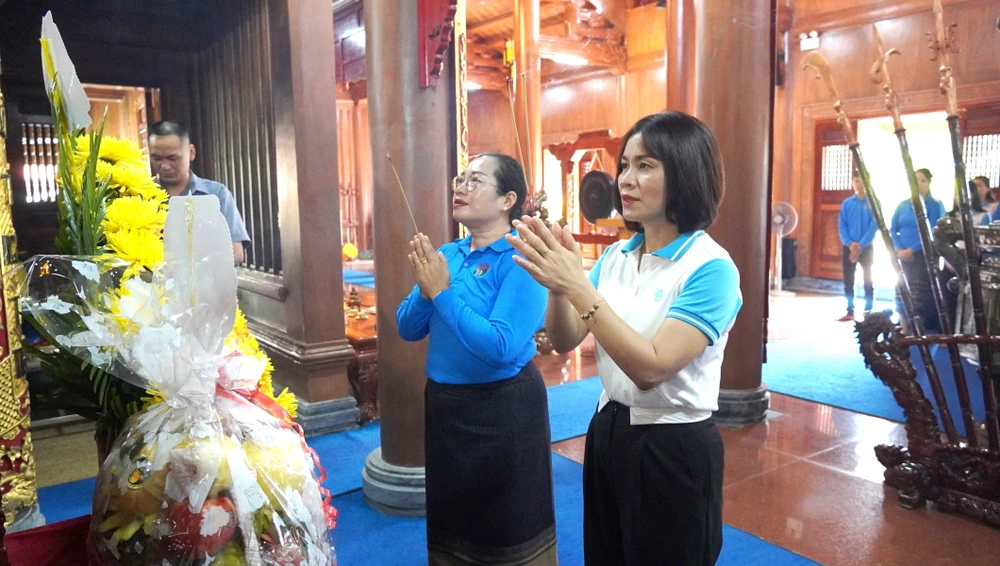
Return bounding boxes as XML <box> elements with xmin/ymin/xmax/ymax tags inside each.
<box><xmin>275</xmin><ymin>387</ymin><xmax>298</xmax><ymax>418</ymax></box>
<box><xmin>105</xmin><ymin>229</ymin><xmax>163</xmax><ymax>276</ymax></box>
<box><xmin>75</xmin><ymin>135</ymin><xmax>146</xmax><ymax>167</ymax></box>
<box><xmin>104</xmin><ymin>196</ymin><xmax>166</xmax><ymax>234</ymax></box>
<box><xmin>141</xmin><ymin>387</ymin><xmax>166</xmax><ymax>409</ymax></box>
<box><xmin>99</xmin><ymin>137</ymin><xmax>147</xmax><ymax>166</ymax></box>
<box><xmin>94</xmin><ymin>159</ymin><xmax>116</xmax><ymax>186</ymax></box>
<box><xmin>124</xmin><ymin>183</ymin><xmax>169</xmax><ymax>202</ymax></box>
<box><xmin>110</xmin><ymin>162</ymin><xmax>161</xmax><ymax>195</ymax></box>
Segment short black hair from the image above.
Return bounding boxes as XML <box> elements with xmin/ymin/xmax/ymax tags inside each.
<box><xmin>149</xmin><ymin>120</ymin><xmax>190</xmax><ymax>143</ymax></box>
<box><xmin>916</xmin><ymin>168</ymin><xmax>933</xmax><ymax>182</ymax></box>
<box><xmin>473</xmin><ymin>152</ymin><xmax>527</xmax><ymax>225</ymax></box>
<box><xmin>975</xmin><ymin>175</ymin><xmax>991</xmax><ymax>187</ymax></box>
<box><xmin>614</xmin><ymin>111</ymin><xmax>724</xmax><ymax>233</ymax></box>
<box><xmin>852</xmin><ymin>170</ymin><xmax>861</xmax><ymax>179</ymax></box>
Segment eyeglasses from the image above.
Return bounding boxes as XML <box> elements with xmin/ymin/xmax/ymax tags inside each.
<box><xmin>452</xmin><ymin>175</ymin><xmax>498</xmax><ymax>193</ymax></box>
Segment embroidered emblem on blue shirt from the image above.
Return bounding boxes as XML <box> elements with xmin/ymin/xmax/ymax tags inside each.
<box><xmin>474</xmin><ymin>263</ymin><xmax>490</xmax><ymax>276</ymax></box>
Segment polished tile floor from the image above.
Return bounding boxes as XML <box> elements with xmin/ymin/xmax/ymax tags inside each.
<box><xmin>30</xmin><ymin>292</ymin><xmax>1000</xmax><ymax>564</ymax></box>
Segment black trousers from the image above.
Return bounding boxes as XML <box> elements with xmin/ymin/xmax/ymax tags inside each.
<box><xmin>583</xmin><ymin>401</ymin><xmax>724</xmax><ymax>566</ymax></box>
<box><xmin>896</xmin><ymin>250</ymin><xmax>940</xmax><ymax>332</ymax></box>
<box><xmin>841</xmin><ymin>245</ymin><xmax>874</xmax><ymax>312</ymax></box>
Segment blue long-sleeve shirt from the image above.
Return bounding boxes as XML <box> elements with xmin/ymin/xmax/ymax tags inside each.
<box><xmin>838</xmin><ymin>195</ymin><xmax>878</xmax><ymax>248</ymax></box>
<box><xmin>890</xmin><ymin>196</ymin><xmax>945</xmax><ymax>252</ymax></box>
<box><xmin>395</xmin><ymin>232</ymin><xmax>547</xmax><ymax>384</ymax></box>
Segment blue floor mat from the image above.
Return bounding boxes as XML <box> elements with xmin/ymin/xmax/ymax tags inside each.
<box><xmin>764</xmin><ymin>337</ymin><xmax>987</xmax><ymax>436</ymax></box>
<box><xmin>331</xmin><ymin>453</ymin><xmax>818</xmax><ymax>565</ymax></box>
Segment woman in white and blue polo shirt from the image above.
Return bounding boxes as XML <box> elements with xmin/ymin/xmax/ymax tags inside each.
<box><xmin>508</xmin><ymin>112</ymin><xmax>741</xmax><ymax>566</ymax></box>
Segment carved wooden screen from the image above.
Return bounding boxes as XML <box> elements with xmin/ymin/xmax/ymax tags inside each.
<box><xmin>963</xmin><ymin>134</ymin><xmax>999</xmax><ymax>185</ymax></box>
<box><xmin>963</xmin><ymin>103</ymin><xmax>1000</xmax><ymax>187</ymax></box>
<box><xmin>195</xmin><ymin>0</ymin><xmax>281</xmax><ymax>274</ymax></box>
<box><xmin>811</xmin><ymin>119</ymin><xmax>856</xmax><ymax>279</ymax></box>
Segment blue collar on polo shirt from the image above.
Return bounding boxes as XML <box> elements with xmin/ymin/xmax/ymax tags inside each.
<box><xmin>619</xmin><ymin>230</ymin><xmax>705</xmax><ymax>261</ymax></box>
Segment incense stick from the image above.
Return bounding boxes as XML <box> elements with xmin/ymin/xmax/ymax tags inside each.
<box><xmin>505</xmin><ymin>77</ymin><xmax>533</xmax><ymax>197</ymax></box>
<box><xmin>386</xmin><ymin>153</ymin><xmax>420</xmax><ymax>235</ymax></box>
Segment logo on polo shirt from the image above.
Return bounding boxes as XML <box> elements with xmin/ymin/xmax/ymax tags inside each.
<box><xmin>654</xmin><ymin>289</ymin><xmax>665</xmax><ymax>302</ymax></box>
<box><xmin>474</xmin><ymin>263</ymin><xmax>490</xmax><ymax>276</ymax></box>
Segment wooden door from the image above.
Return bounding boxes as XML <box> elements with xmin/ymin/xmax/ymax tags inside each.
<box><xmin>810</xmin><ymin>119</ymin><xmax>856</xmax><ymax>280</ymax></box>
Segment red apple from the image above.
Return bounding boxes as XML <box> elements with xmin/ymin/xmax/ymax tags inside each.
<box><xmin>165</xmin><ymin>495</ymin><xmax>238</xmax><ymax>559</ymax></box>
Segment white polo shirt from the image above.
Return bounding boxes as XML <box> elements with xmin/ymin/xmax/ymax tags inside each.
<box><xmin>589</xmin><ymin>231</ymin><xmax>742</xmax><ymax>425</ymax></box>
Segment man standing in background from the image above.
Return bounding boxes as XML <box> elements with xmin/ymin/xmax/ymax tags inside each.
<box><xmin>148</xmin><ymin>120</ymin><xmax>251</xmax><ymax>263</ymax></box>
<box><xmin>838</xmin><ymin>172</ymin><xmax>878</xmax><ymax>321</ymax></box>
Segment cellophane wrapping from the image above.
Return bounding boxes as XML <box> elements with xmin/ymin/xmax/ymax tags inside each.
<box><xmin>11</xmin><ymin>196</ymin><xmax>336</xmax><ymax>565</ymax></box>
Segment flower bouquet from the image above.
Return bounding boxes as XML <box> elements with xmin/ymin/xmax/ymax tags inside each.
<box><xmin>12</xmin><ymin>197</ymin><xmax>337</xmax><ymax>564</ymax></box>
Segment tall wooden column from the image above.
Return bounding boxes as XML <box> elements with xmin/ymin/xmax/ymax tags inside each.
<box><xmin>363</xmin><ymin>0</ymin><xmax>454</xmax><ymax>516</ymax></box>
<box><xmin>247</xmin><ymin>0</ymin><xmax>358</xmax><ymax>435</ymax></box>
<box><xmin>665</xmin><ymin>0</ymin><xmax>696</xmax><ymax>113</ymax></box>
<box><xmin>514</xmin><ymin>0</ymin><xmax>542</xmax><ymax>199</ymax></box>
<box><xmin>676</xmin><ymin>0</ymin><xmax>773</xmax><ymax>425</ymax></box>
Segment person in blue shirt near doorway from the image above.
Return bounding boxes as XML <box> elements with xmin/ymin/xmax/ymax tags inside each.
<box><xmin>889</xmin><ymin>168</ymin><xmax>945</xmax><ymax>334</ymax></box>
<box><xmin>838</xmin><ymin>171</ymin><xmax>878</xmax><ymax>321</ymax></box>
<box><xmin>396</xmin><ymin>153</ymin><xmax>557</xmax><ymax>565</ymax></box>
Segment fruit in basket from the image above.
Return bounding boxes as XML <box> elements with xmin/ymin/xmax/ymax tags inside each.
<box><xmin>165</xmin><ymin>495</ymin><xmax>238</xmax><ymax>559</ymax></box>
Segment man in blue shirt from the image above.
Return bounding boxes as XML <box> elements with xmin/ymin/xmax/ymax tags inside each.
<box><xmin>148</xmin><ymin>120</ymin><xmax>251</xmax><ymax>263</ymax></box>
<box><xmin>838</xmin><ymin>172</ymin><xmax>878</xmax><ymax>321</ymax></box>
<box><xmin>889</xmin><ymin>168</ymin><xmax>945</xmax><ymax>333</ymax></box>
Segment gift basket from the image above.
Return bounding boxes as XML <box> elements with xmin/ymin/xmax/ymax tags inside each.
<box><xmin>12</xmin><ymin>197</ymin><xmax>337</xmax><ymax>565</ymax></box>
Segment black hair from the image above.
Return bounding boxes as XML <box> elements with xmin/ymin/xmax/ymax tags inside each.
<box><xmin>975</xmin><ymin>176</ymin><xmax>995</xmax><ymax>203</ymax></box>
<box><xmin>916</xmin><ymin>168</ymin><xmax>933</xmax><ymax>182</ymax></box>
<box><xmin>966</xmin><ymin>180</ymin><xmax>986</xmax><ymax>213</ymax></box>
<box><xmin>614</xmin><ymin>111</ymin><xmax>724</xmax><ymax>233</ymax></box>
<box><xmin>149</xmin><ymin>120</ymin><xmax>190</xmax><ymax>143</ymax></box>
<box><xmin>472</xmin><ymin>152</ymin><xmax>527</xmax><ymax>225</ymax></box>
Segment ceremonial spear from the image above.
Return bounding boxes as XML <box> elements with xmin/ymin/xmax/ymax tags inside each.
<box><xmin>928</xmin><ymin>0</ymin><xmax>999</xmax><ymax>448</ymax></box>
<box><xmin>802</xmin><ymin>51</ymin><xmax>962</xmax><ymax>444</ymax></box>
<box><xmin>871</xmin><ymin>23</ymin><xmax>986</xmax><ymax>445</ymax></box>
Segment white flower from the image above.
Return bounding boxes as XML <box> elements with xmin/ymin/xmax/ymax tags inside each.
<box><xmin>117</xmin><ymin>278</ymin><xmax>163</xmax><ymax>327</ymax></box>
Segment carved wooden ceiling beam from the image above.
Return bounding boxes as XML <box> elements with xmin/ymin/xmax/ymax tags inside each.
<box><xmin>538</xmin><ymin>35</ymin><xmax>626</xmax><ymax>71</ymax></box>
<box><xmin>475</xmin><ymin>34</ymin><xmax>625</xmax><ymax>71</ymax></box>
<box><xmin>467</xmin><ymin>68</ymin><xmax>508</xmax><ymax>91</ymax></box>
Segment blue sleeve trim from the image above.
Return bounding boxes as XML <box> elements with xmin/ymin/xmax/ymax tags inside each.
<box><xmin>667</xmin><ymin>310</ymin><xmax>719</xmax><ymax>344</ymax></box>
<box><xmin>667</xmin><ymin>258</ymin><xmax>742</xmax><ymax>344</ymax></box>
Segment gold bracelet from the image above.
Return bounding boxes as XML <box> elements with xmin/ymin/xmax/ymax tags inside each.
<box><xmin>580</xmin><ymin>298</ymin><xmax>607</xmax><ymax>322</ymax></box>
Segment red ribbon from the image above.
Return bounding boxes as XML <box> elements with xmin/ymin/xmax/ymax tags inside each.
<box><xmin>216</xmin><ymin>384</ymin><xmax>339</xmax><ymax>530</ymax></box>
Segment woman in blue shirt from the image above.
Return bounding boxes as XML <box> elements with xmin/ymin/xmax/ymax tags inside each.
<box><xmin>396</xmin><ymin>153</ymin><xmax>556</xmax><ymax>565</ymax></box>
<box><xmin>890</xmin><ymin>168</ymin><xmax>945</xmax><ymax>334</ymax></box>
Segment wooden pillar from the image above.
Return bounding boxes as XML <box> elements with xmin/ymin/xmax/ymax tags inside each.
<box><xmin>689</xmin><ymin>0</ymin><xmax>774</xmax><ymax>424</ymax></box>
<box><xmin>665</xmin><ymin>0</ymin><xmax>696</xmax><ymax>113</ymax></box>
<box><xmin>514</xmin><ymin>0</ymin><xmax>542</xmax><ymax>199</ymax></box>
<box><xmin>250</xmin><ymin>0</ymin><xmax>358</xmax><ymax>434</ymax></box>
<box><xmin>363</xmin><ymin>0</ymin><xmax>454</xmax><ymax>516</ymax></box>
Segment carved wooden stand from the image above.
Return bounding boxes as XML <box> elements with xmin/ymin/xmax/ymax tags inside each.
<box><xmin>858</xmin><ymin>312</ymin><xmax>1000</xmax><ymax>527</ymax></box>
